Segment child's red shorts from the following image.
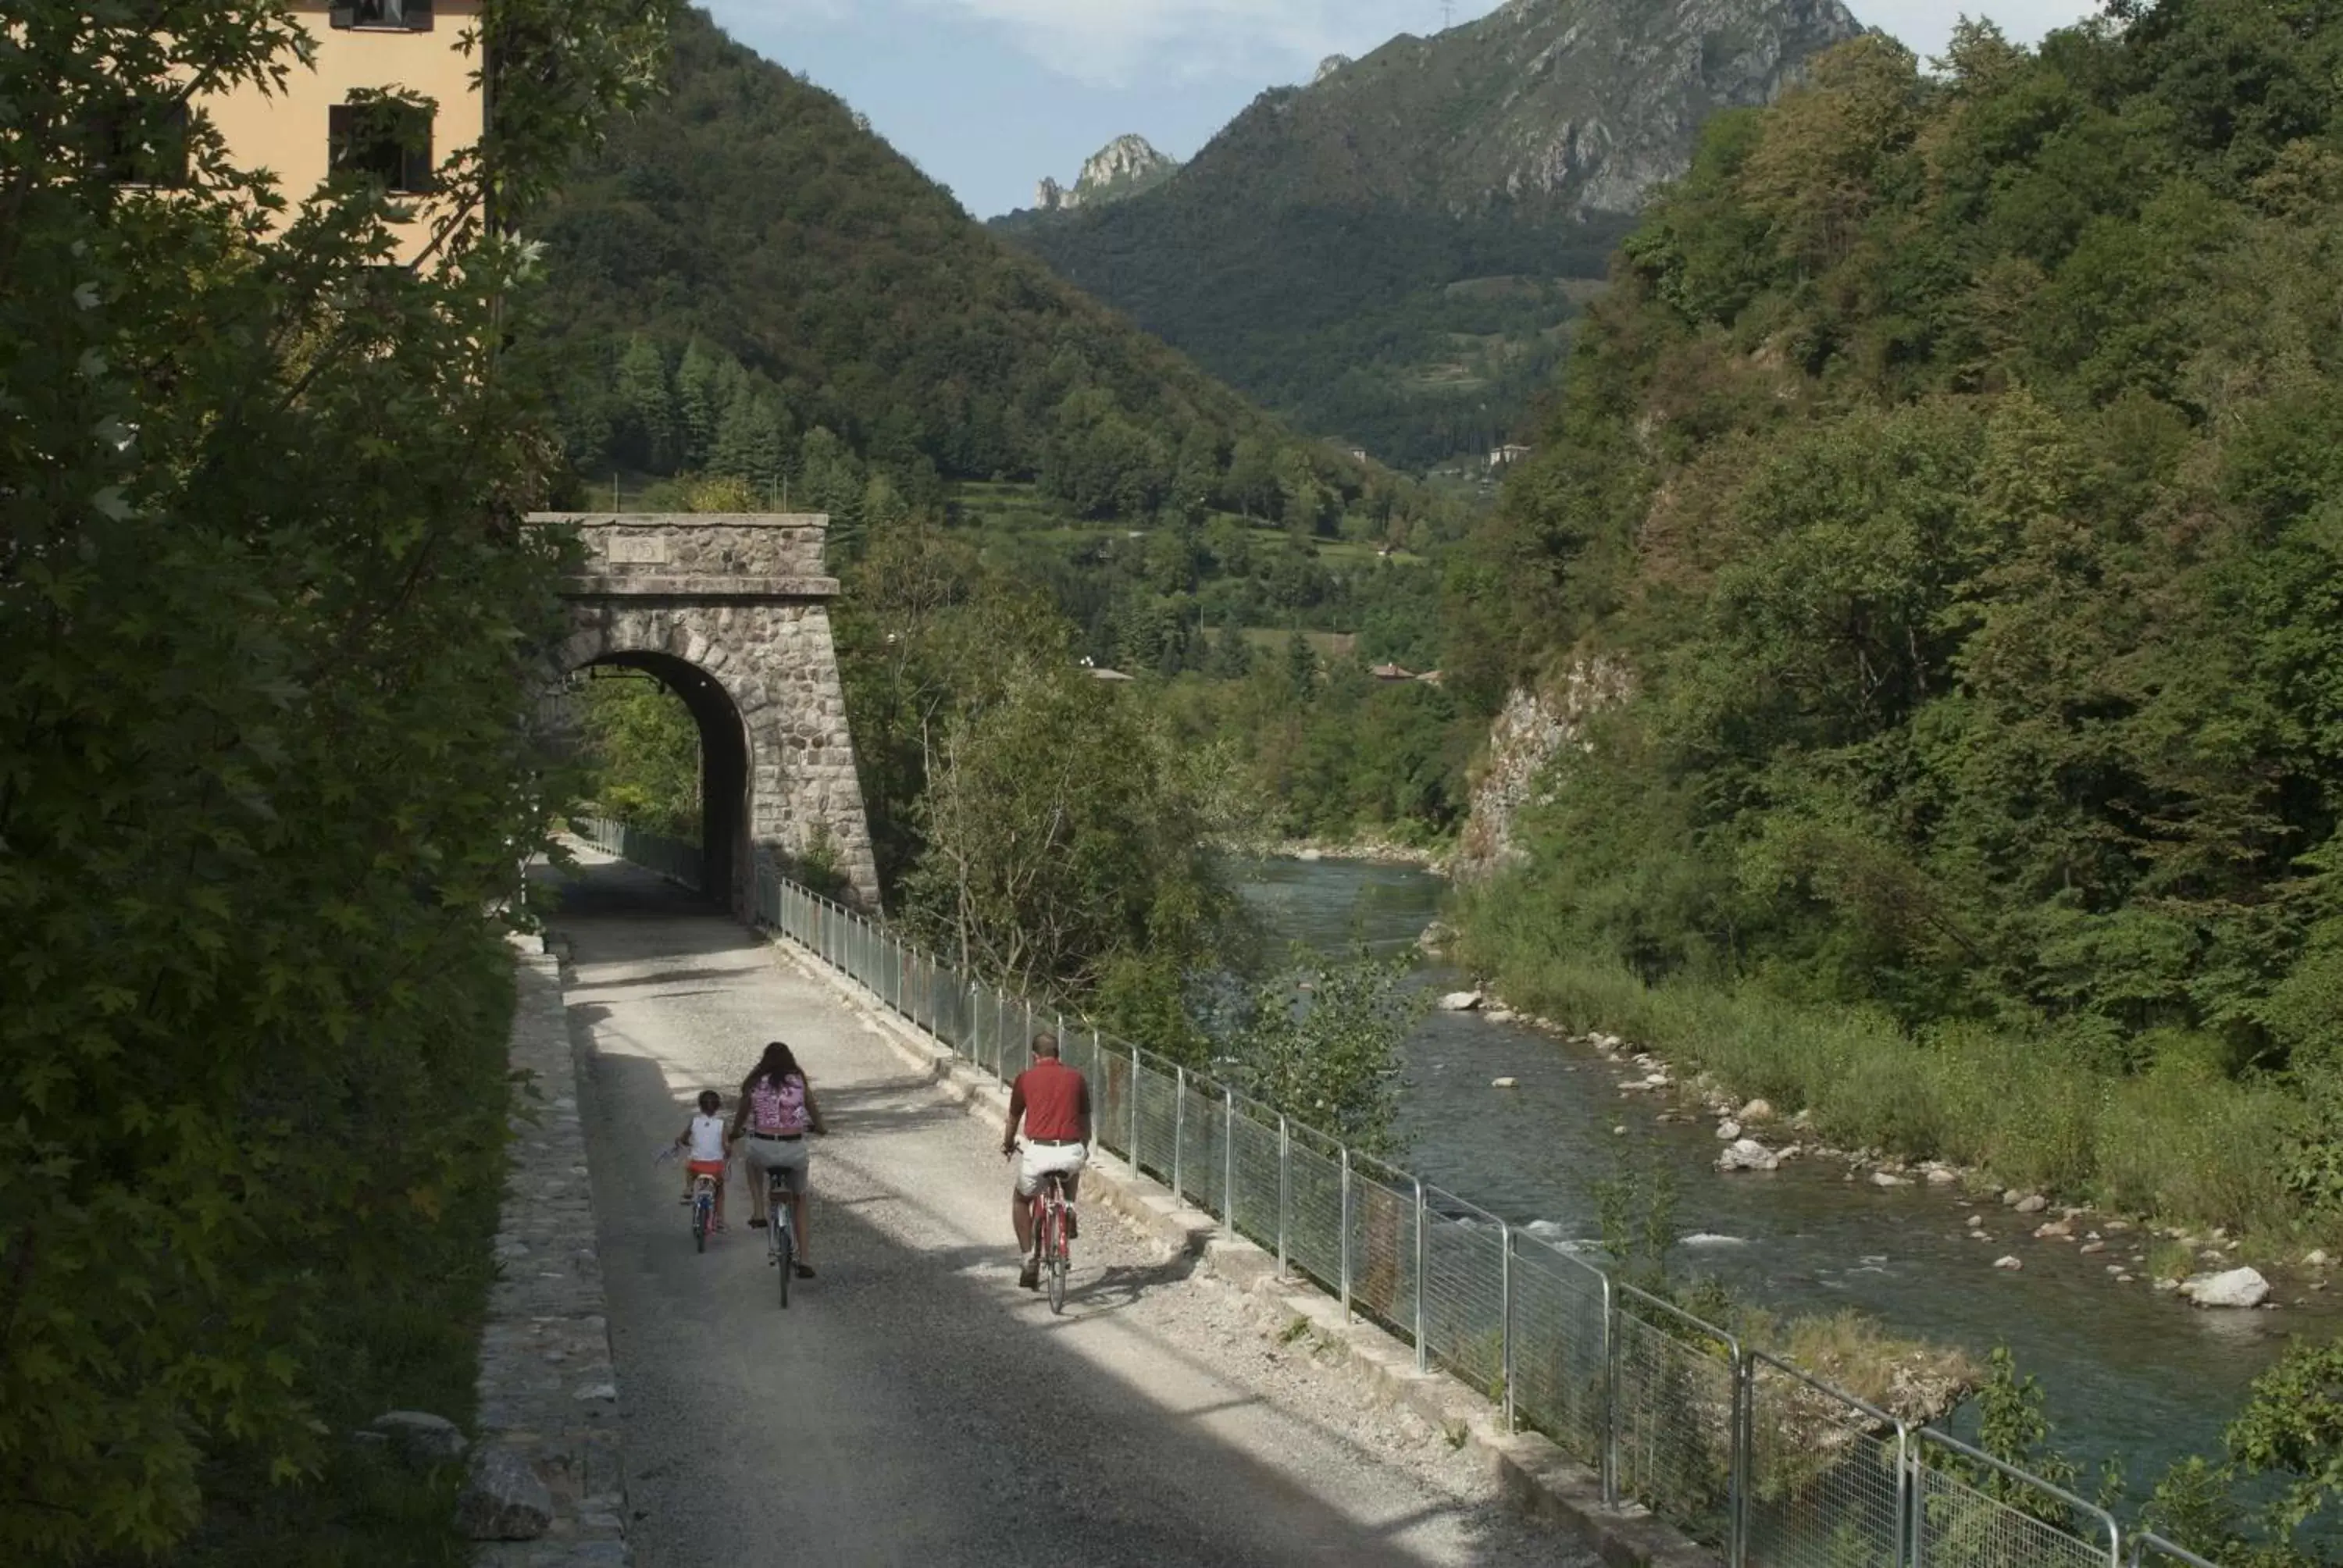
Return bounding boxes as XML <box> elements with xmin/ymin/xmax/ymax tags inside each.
<box><xmin>686</xmin><ymin>1159</ymin><xmax>725</xmax><ymax>1178</ymax></box>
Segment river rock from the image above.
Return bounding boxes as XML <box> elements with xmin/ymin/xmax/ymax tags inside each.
<box><xmin>2015</xmin><ymin>1194</ymin><xmax>2049</xmax><ymax>1214</ymax></box>
<box><xmin>2001</xmin><ymin>1188</ymin><xmax>2022</xmax><ymax>1206</ymax></box>
<box><xmin>1717</xmin><ymin>1138</ymin><xmax>1780</xmax><ymax>1173</ymax></box>
<box><xmin>1870</xmin><ymin>1171</ymin><xmax>1909</xmax><ymax>1188</ymax></box>
<box><xmin>1437</xmin><ymin>990</ymin><xmax>1483</xmax><ymax>1012</ymax></box>
<box><xmin>1738</xmin><ymin>1099</ymin><xmax>1774</xmax><ymax>1122</ymax></box>
<box><xmin>457</xmin><ymin>1445</ymin><xmax>553</xmax><ymax>1541</ymax></box>
<box><xmin>1492</xmin><ymin>1077</ymin><xmax>1519</xmax><ymax>1089</ymax></box>
<box><xmin>2180</xmin><ymin>1267</ymin><xmax>2271</xmax><ymax>1309</ymax></box>
<box><xmin>2034</xmin><ymin>1220</ymin><xmax>2072</xmax><ymax>1239</ymax></box>
<box><xmin>2307</xmin><ymin>1249</ymin><xmax>2332</xmax><ymax>1267</ymax></box>
<box><xmin>2080</xmin><ymin>1241</ymin><xmax>2106</xmax><ymax>1255</ymax></box>
<box><xmin>1995</xmin><ymin>1256</ymin><xmax>2023</xmax><ymax>1270</ymax></box>
<box><xmin>1716</xmin><ymin>1119</ymin><xmax>1742</xmax><ymax>1141</ymax></box>
<box><xmin>1486</xmin><ymin>1008</ymin><xmax>1517</xmax><ymax>1024</ymax></box>
<box><xmin>366</xmin><ymin>1410</ymin><xmax>467</xmax><ymax>1466</ymax></box>
<box><xmin>1924</xmin><ymin>1164</ymin><xmax>1960</xmax><ymax>1185</ymax></box>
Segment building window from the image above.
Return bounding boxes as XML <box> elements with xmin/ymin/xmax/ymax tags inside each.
<box><xmin>91</xmin><ymin>98</ymin><xmax>191</xmax><ymax>187</ymax></box>
<box><xmin>329</xmin><ymin>101</ymin><xmax>434</xmax><ymax>194</ymax></box>
<box><xmin>330</xmin><ymin>0</ymin><xmax>433</xmax><ymax>31</ymax></box>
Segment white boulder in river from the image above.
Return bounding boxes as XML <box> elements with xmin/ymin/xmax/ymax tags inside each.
<box><xmin>2180</xmin><ymin>1267</ymin><xmax>2271</xmax><ymax>1309</ymax></box>
<box><xmin>1717</xmin><ymin>1138</ymin><xmax>1780</xmax><ymax>1173</ymax></box>
<box><xmin>1437</xmin><ymin>990</ymin><xmax>1484</xmax><ymax>1012</ymax></box>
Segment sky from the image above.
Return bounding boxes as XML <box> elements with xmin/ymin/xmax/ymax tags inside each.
<box><xmin>705</xmin><ymin>0</ymin><xmax>2109</xmax><ymax>219</ymax></box>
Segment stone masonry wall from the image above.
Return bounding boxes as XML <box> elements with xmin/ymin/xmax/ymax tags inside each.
<box><xmin>470</xmin><ymin>944</ymin><xmax>629</xmax><ymax>1567</ymax></box>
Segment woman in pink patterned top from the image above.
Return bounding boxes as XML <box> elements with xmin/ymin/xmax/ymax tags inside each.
<box><xmin>729</xmin><ymin>1040</ymin><xmax>827</xmax><ymax>1277</ymax></box>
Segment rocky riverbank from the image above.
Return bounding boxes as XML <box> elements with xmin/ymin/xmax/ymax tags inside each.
<box><xmin>1432</xmin><ymin>982</ymin><xmax>2331</xmax><ymax>1315</ymax></box>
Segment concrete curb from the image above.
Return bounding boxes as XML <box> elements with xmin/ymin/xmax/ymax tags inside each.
<box><xmin>760</xmin><ymin>932</ymin><xmax>1718</xmax><ymax>1568</ymax></box>
<box><xmin>471</xmin><ymin>943</ymin><xmax>632</xmax><ymax>1567</ymax></box>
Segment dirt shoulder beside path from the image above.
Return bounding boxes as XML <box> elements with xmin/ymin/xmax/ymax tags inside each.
<box><xmin>547</xmin><ymin>850</ymin><xmax>1584</xmax><ymax>1568</ymax></box>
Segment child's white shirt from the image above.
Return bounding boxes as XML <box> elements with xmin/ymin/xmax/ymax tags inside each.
<box><xmin>686</xmin><ymin>1114</ymin><xmax>727</xmax><ymax>1163</ymax></box>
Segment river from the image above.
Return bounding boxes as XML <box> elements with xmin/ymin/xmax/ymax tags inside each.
<box><xmin>1236</xmin><ymin>854</ymin><xmax>2336</xmax><ymax>1487</ymax></box>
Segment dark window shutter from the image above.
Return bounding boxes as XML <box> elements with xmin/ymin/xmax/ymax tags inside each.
<box><xmin>405</xmin><ymin>0</ymin><xmax>433</xmax><ymax>30</ymax></box>
<box><xmin>329</xmin><ymin>2</ymin><xmax>356</xmax><ymax>27</ymax></box>
<box><xmin>401</xmin><ymin>109</ymin><xmax>433</xmax><ymax>194</ymax></box>
<box><xmin>328</xmin><ymin>102</ymin><xmax>354</xmax><ymax>171</ymax></box>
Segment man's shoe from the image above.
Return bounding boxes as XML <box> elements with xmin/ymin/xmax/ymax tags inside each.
<box><xmin>1018</xmin><ymin>1260</ymin><xmax>1040</xmax><ymax>1291</ymax></box>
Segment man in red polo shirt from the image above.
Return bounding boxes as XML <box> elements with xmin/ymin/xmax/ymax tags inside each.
<box><xmin>1002</xmin><ymin>1030</ymin><xmax>1090</xmax><ymax>1290</ymax></box>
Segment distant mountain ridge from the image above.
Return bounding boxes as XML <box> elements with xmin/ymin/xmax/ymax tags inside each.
<box><xmin>1032</xmin><ymin>134</ymin><xmax>1179</xmax><ymax>212</ymax></box>
<box><xmin>996</xmin><ymin>0</ymin><xmax>1863</xmax><ymax>468</ymax></box>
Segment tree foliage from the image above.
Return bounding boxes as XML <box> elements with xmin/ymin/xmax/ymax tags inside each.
<box><xmin>535</xmin><ymin>9</ymin><xmax>1435</xmax><ymax>533</ymax></box>
<box><xmin>0</xmin><ymin>0</ymin><xmax>665</xmax><ymax>1553</ymax></box>
<box><xmin>1453</xmin><ymin>3</ymin><xmax>2343</xmax><ymax>1221</ymax></box>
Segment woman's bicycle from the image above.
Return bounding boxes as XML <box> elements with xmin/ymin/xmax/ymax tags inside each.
<box><xmin>765</xmin><ymin>1167</ymin><xmax>797</xmax><ymax>1309</ymax></box>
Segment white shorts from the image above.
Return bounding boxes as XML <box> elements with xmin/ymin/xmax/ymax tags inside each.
<box><xmin>744</xmin><ymin>1133</ymin><xmax>811</xmax><ymax>1196</ymax></box>
<box><xmin>1017</xmin><ymin>1140</ymin><xmax>1086</xmax><ymax>1198</ymax></box>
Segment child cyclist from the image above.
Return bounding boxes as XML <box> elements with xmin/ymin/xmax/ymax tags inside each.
<box><xmin>675</xmin><ymin>1089</ymin><xmax>732</xmax><ymax>1230</ymax></box>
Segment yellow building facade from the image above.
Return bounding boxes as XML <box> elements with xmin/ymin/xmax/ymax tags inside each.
<box><xmin>202</xmin><ymin>0</ymin><xmax>486</xmax><ymax>262</ymax></box>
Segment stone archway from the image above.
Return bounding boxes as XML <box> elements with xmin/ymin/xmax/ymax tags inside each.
<box><xmin>529</xmin><ymin>511</ymin><xmax>880</xmax><ymax>914</ymax></box>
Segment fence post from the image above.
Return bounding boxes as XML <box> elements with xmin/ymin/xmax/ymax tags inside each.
<box><xmin>1730</xmin><ymin>1352</ymin><xmax>1751</xmax><ymax>1568</ymax></box>
<box><xmin>1223</xmin><ymin>1093</ymin><xmax>1236</xmax><ymax>1233</ymax></box>
<box><xmin>1277</xmin><ymin>1116</ymin><xmax>1291</xmax><ymax>1277</ymax></box>
<box><xmin>1130</xmin><ymin>1044</ymin><xmax>1143</xmax><ymax>1178</ymax></box>
<box><xmin>1413</xmin><ymin>1178</ymin><xmax>1427</xmax><ymax>1374</ymax></box>
<box><xmin>1500</xmin><ymin>1221</ymin><xmax>1514</xmax><ymax>1433</ymax></box>
<box><xmin>1909</xmin><ymin>1439</ymin><xmax>1925</xmax><ymax>1568</ymax></box>
<box><xmin>1894</xmin><ymin>1423</ymin><xmax>1912</xmax><ymax>1568</ymax></box>
<box><xmin>1339</xmin><ymin>1145</ymin><xmax>1352</xmax><ymax>1321</ymax></box>
<box><xmin>1173</xmin><ymin>1067</ymin><xmax>1186</xmax><ymax>1205</ymax></box>
<box><xmin>1602</xmin><ymin>1276</ymin><xmax>1620</xmax><ymax>1508</ymax></box>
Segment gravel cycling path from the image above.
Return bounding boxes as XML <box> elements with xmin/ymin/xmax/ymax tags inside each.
<box><xmin>550</xmin><ymin>850</ymin><xmax>1587</xmax><ymax>1568</ymax></box>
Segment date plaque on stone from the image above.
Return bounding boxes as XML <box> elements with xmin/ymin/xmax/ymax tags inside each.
<box><xmin>604</xmin><ymin>534</ymin><xmax>669</xmax><ymax>565</ymax></box>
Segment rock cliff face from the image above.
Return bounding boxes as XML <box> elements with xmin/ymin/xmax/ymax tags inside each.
<box><xmin>1451</xmin><ymin>657</ymin><xmax>1634</xmax><ymax>885</ymax></box>
<box><xmin>1032</xmin><ymin>134</ymin><xmax>1180</xmax><ymax>212</ymax></box>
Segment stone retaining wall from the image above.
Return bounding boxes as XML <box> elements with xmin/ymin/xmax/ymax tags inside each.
<box><xmin>470</xmin><ymin>945</ymin><xmax>630</xmax><ymax>1567</ymax></box>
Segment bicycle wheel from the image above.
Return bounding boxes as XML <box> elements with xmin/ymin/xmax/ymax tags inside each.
<box><xmin>692</xmin><ymin>1191</ymin><xmax>708</xmax><ymax>1253</ymax></box>
<box><xmin>1047</xmin><ymin>1199</ymin><xmax>1067</xmax><ymax>1315</ymax></box>
<box><xmin>776</xmin><ymin>1211</ymin><xmax>793</xmax><ymax>1310</ymax></box>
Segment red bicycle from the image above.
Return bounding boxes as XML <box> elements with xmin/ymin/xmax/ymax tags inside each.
<box><xmin>1011</xmin><ymin>1142</ymin><xmax>1075</xmax><ymax>1314</ymax></box>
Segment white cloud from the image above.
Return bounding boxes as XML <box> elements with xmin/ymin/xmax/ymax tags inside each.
<box><xmin>902</xmin><ymin>0</ymin><xmax>1490</xmax><ymax>87</ymax></box>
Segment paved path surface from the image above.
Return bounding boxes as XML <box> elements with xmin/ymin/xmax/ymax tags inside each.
<box><xmin>550</xmin><ymin>851</ymin><xmax>1585</xmax><ymax>1568</ymax></box>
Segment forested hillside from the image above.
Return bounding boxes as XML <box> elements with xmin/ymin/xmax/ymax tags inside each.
<box><xmin>997</xmin><ymin>0</ymin><xmax>1857</xmax><ymax>467</ymax></box>
<box><xmin>534</xmin><ymin>7</ymin><xmax>1393</xmax><ymax>536</ymax></box>
<box><xmin>1454</xmin><ymin>9</ymin><xmax>2343</xmax><ymax>1236</ymax></box>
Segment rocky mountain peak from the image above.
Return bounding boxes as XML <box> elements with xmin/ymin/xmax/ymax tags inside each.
<box><xmin>1032</xmin><ymin>133</ymin><xmax>1180</xmax><ymax>212</ymax></box>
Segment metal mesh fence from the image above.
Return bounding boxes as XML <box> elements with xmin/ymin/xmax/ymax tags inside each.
<box><xmin>1136</xmin><ymin>1057</ymin><xmax>1180</xmax><ymax>1185</ymax></box>
<box><xmin>1344</xmin><ymin>1164</ymin><xmax>1417</xmax><ymax>1342</ymax></box>
<box><xmin>1913</xmin><ymin>1433</ymin><xmax>2119</xmax><ymax>1568</ymax></box>
<box><xmin>1746</xmin><ymin>1353</ymin><xmax>1905</xmax><ymax>1568</ymax></box>
<box><xmin>1175</xmin><ymin>1077</ymin><xmax>1225</xmax><ymax>1219</ymax></box>
<box><xmin>1421</xmin><ymin>1203</ymin><xmax>1508</xmax><ymax>1403</ymax></box>
<box><xmin>1228</xmin><ymin>1104</ymin><xmax>1282</xmax><ymax>1256</ymax></box>
<box><xmin>596</xmin><ymin>844</ymin><xmax>2184</xmax><ymax>1568</ymax></box>
<box><xmin>1283</xmin><ymin>1126</ymin><xmax>1346</xmax><ymax>1295</ymax></box>
<box><xmin>1094</xmin><ymin>1044</ymin><xmax>1132</xmax><ymax>1163</ymax></box>
<box><xmin>1507</xmin><ymin>1236</ymin><xmax>1609</xmax><ymax>1466</ymax></box>
<box><xmin>1613</xmin><ymin>1295</ymin><xmax>1739</xmax><ymax>1552</ymax></box>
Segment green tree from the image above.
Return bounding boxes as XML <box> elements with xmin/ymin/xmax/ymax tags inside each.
<box><xmin>0</xmin><ymin>0</ymin><xmax>670</xmax><ymax>1555</ymax></box>
<box><xmin>1234</xmin><ymin>953</ymin><xmax>1427</xmax><ymax>1156</ymax></box>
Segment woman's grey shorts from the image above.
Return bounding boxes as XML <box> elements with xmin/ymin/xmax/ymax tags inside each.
<box><xmin>744</xmin><ymin>1134</ymin><xmax>811</xmax><ymax>1195</ymax></box>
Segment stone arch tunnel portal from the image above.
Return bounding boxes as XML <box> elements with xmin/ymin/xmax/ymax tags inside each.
<box><xmin>531</xmin><ymin>512</ymin><xmax>880</xmax><ymax>915</ymax></box>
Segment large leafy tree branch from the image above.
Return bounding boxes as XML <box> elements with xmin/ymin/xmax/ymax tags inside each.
<box><xmin>0</xmin><ymin>0</ymin><xmax>669</xmax><ymax>1555</ymax></box>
